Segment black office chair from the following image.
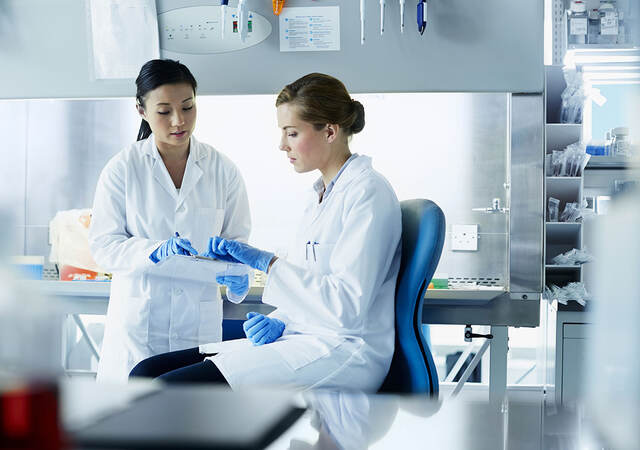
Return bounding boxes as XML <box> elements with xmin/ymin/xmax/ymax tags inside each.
<box><xmin>379</xmin><ymin>199</ymin><xmax>445</xmax><ymax>395</ymax></box>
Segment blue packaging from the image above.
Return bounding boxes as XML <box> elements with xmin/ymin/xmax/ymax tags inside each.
<box><xmin>10</xmin><ymin>256</ymin><xmax>44</xmax><ymax>280</ymax></box>
<box><xmin>586</xmin><ymin>144</ymin><xmax>605</xmax><ymax>156</ymax></box>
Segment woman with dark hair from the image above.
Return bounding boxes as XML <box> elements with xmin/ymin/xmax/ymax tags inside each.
<box><xmin>89</xmin><ymin>59</ymin><xmax>252</xmax><ymax>383</ymax></box>
<box><xmin>131</xmin><ymin>73</ymin><xmax>401</xmax><ymax>393</ymax></box>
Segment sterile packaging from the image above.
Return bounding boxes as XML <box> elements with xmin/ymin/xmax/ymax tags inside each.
<box><xmin>560</xmin><ymin>202</ymin><xmax>580</xmax><ymax>222</ymax></box>
<box><xmin>10</xmin><ymin>255</ymin><xmax>44</xmax><ymax>280</ymax></box>
<box><xmin>548</xmin><ymin>197</ymin><xmax>560</xmax><ymax>222</ymax></box>
<box><xmin>49</xmin><ymin>209</ymin><xmax>109</xmax><ymax>281</ymax></box>
<box><xmin>559</xmin><ymin>199</ymin><xmax>594</xmax><ymax>223</ymax></box>
<box><xmin>560</xmin><ymin>67</ymin><xmax>585</xmax><ymax>124</ymax></box>
<box><xmin>551</xmin><ymin>247</ymin><xmax>595</xmax><ymax>265</ymax></box>
<box><xmin>543</xmin><ymin>282</ymin><xmax>591</xmax><ymax>306</ymax></box>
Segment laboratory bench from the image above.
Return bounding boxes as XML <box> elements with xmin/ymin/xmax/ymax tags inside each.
<box><xmin>52</xmin><ymin>379</ymin><xmax>604</xmax><ymax>450</ymax></box>
<box><xmin>29</xmin><ymin>280</ymin><xmax>523</xmax><ymax>403</ymax></box>
<box><xmin>27</xmin><ymin>280</ymin><xmax>510</xmax><ymax>321</ymax></box>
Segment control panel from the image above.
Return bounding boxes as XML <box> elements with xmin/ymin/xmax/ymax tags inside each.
<box><xmin>158</xmin><ymin>6</ymin><xmax>272</xmax><ymax>54</ymax></box>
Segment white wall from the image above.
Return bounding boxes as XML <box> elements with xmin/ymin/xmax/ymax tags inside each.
<box><xmin>0</xmin><ymin>0</ymin><xmax>543</xmax><ymax>99</ymax></box>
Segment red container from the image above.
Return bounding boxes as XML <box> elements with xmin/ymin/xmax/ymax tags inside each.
<box><xmin>0</xmin><ymin>382</ymin><xmax>67</xmax><ymax>450</ymax></box>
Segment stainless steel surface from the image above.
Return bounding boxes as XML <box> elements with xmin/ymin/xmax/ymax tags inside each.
<box><xmin>509</xmin><ymin>94</ymin><xmax>545</xmax><ymax>294</ymax></box>
<box><xmin>451</xmin><ymin>339</ymin><xmax>490</xmax><ymax>397</ymax></box>
<box><xmin>423</xmin><ymin>293</ymin><xmax>540</xmax><ymax>327</ymax></box>
<box><xmin>376</xmin><ymin>93</ymin><xmax>510</xmax><ymax>286</ymax></box>
<box><xmin>489</xmin><ymin>326</ymin><xmax>508</xmax><ymax>405</ymax></box>
<box><xmin>62</xmin><ymin>380</ymin><xmax>608</xmax><ymax>450</ymax></box>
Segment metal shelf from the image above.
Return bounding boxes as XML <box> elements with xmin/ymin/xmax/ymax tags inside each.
<box><xmin>23</xmin><ymin>280</ymin><xmax>111</xmax><ymax>297</ymax></box>
<box><xmin>585</xmin><ymin>155</ymin><xmax>631</xmax><ymax>170</ymax></box>
<box><xmin>545</xmin><ymin>123</ymin><xmax>582</xmax><ymax>150</ymax></box>
<box><xmin>568</xmin><ymin>44</ymin><xmax>638</xmax><ymax>51</ymax></box>
<box><xmin>546</xmin><ymin>177</ymin><xmax>582</xmax><ymax>202</ymax></box>
<box><xmin>545</xmin><ymin>265</ymin><xmax>582</xmax><ymax>270</ymax></box>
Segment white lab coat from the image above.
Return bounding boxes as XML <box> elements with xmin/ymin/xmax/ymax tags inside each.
<box><xmin>89</xmin><ymin>135</ymin><xmax>251</xmax><ymax>383</ymax></box>
<box><xmin>208</xmin><ymin>155</ymin><xmax>401</xmax><ymax>392</ymax></box>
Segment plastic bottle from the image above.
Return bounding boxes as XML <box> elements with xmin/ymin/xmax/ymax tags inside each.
<box><xmin>612</xmin><ymin>127</ymin><xmax>631</xmax><ymax>156</ymax></box>
<box><xmin>599</xmin><ymin>1</ymin><xmax>619</xmax><ymax>44</ymax></box>
<box><xmin>588</xmin><ymin>8</ymin><xmax>601</xmax><ymax>44</ymax></box>
<box><xmin>568</xmin><ymin>1</ymin><xmax>588</xmax><ymax>45</ymax></box>
<box><xmin>604</xmin><ymin>130</ymin><xmax>612</xmax><ymax>156</ymax></box>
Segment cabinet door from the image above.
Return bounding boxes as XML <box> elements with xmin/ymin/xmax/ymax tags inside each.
<box><xmin>562</xmin><ymin>324</ymin><xmax>590</xmax><ymax>406</ymax></box>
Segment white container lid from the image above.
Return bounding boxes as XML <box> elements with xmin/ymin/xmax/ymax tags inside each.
<box><xmin>571</xmin><ymin>0</ymin><xmax>586</xmax><ymax>12</ymax></box>
<box><xmin>612</xmin><ymin>127</ymin><xmax>629</xmax><ymax>136</ymax></box>
<box><xmin>599</xmin><ymin>3</ymin><xmax>614</xmax><ymax>12</ymax></box>
<box><xmin>11</xmin><ymin>255</ymin><xmax>45</xmax><ymax>265</ymax></box>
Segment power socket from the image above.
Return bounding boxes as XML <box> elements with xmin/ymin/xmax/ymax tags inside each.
<box><xmin>451</xmin><ymin>224</ymin><xmax>478</xmax><ymax>251</ymax></box>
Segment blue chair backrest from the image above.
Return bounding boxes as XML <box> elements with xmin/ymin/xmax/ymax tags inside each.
<box><xmin>379</xmin><ymin>199</ymin><xmax>445</xmax><ymax>395</ymax></box>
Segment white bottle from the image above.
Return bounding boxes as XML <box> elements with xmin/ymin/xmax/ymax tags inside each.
<box><xmin>612</xmin><ymin>127</ymin><xmax>630</xmax><ymax>156</ymax></box>
<box><xmin>599</xmin><ymin>1</ymin><xmax>619</xmax><ymax>45</ymax></box>
<box><xmin>569</xmin><ymin>1</ymin><xmax>588</xmax><ymax>45</ymax></box>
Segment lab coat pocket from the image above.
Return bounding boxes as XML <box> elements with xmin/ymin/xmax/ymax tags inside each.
<box><xmin>198</xmin><ymin>300</ymin><xmax>223</xmax><ymax>344</ymax></box>
<box><xmin>310</xmin><ymin>242</ymin><xmax>336</xmax><ymax>275</ymax></box>
<box><xmin>275</xmin><ymin>335</ymin><xmax>342</xmax><ymax>371</ymax></box>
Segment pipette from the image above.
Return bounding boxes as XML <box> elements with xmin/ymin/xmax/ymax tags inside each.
<box><xmin>380</xmin><ymin>0</ymin><xmax>385</xmax><ymax>35</ymax></box>
<box><xmin>220</xmin><ymin>0</ymin><xmax>228</xmax><ymax>39</ymax></box>
<box><xmin>273</xmin><ymin>0</ymin><xmax>285</xmax><ymax>15</ymax></box>
<box><xmin>238</xmin><ymin>0</ymin><xmax>248</xmax><ymax>42</ymax></box>
<box><xmin>417</xmin><ymin>0</ymin><xmax>427</xmax><ymax>35</ymax></box>
<box><xmin>360</xmin><ymin>0</ymin><xmax>366</xmax><ymax>45</ymax></box>
<box><xmin>399</xmin><ymin>0</ymin><xmax>405</xmax><ymax>33</ymax></box>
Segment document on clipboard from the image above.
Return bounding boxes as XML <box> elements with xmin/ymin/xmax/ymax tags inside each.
<box><xmin>145</xmin><ymin>255</ymin><xmax>249</xmax><ymax>284</ymax></box>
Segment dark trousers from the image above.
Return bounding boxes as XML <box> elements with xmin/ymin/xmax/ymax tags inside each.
<box><xmin>129</xmin><ymin>347</ymin><xmax>228</xmax><ymax>385</ymax></box>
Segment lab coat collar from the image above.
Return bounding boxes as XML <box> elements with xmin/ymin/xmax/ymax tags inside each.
<box><xmin>314</xmin><ymin>154</ymin><xmax>372</xmax><ymax>196</ymax></box>
<box><xmin>144</xmin><ymin>134</ymin><xmax>205</xmax><ymax>203</ymax></box>
<box><xmin>142</xmin><ymin>134</ymin><xmax>206</xmax><ymax>162</ymax></box>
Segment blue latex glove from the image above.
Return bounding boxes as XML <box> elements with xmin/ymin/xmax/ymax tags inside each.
<box><xmin>201</xmin><ymin>237</ymin><xmax>224</xmax><ymax>260</ymax></box>
<box><xmin>243</xmin><ymin>312</ymin><xmax>285</xmax><ymax>346</ymax></box>
<box><xmin>149</xmin><ymin>232</ymin><xmax>198</xmax><ymax>263</ymax></box>
<box><xmin>207</xmin><ymin>236</ymin><xmax>275</xmax><ymax>273</ymax></box>
<box><xmin>216</xmin><ymin>274</ymin><xmax>249</xmax><ymax>297</ymax></box>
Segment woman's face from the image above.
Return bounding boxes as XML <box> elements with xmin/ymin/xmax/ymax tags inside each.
<box><xmin>138</xmin><ymin>82</ymin><xmax>196</xmax><ymax>151</ymax></box>
<box><xmin>277</xmin><ymin>103</ymin><xmax>331</xmax><ymax>174</ymax></box>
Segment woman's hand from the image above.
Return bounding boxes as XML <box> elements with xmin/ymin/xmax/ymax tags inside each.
<box><xmin>242</xmin><ymin>312</ymin><xmax>285</xmax><ymax>345</ymax></box>
<box><xmin>215</xmin><ymin>274</ymin><xmax>249</xmax><ymax>297</ymax></box>
<box><xmin>149</xmin><ymin>232</ymin><xmax>198</xmax><ymax>263</ymax></box>
<box><xmin>206</xmin><ymin>236</ymin><xmax>275</xmax><ymax>273</ymax></box>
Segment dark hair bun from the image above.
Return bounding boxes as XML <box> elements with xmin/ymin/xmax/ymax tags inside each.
<box><xmin>350</xmin><ymin>100</ymin><xmax>365</xmax><ymax>135</ymax></box>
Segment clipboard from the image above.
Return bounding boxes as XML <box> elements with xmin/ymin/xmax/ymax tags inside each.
<box><xmin>145</xmin><ymin>254</ymin><xmax>249</xmax><ymax>284</ymax></box>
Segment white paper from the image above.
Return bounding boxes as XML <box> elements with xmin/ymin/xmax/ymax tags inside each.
<box><xmin>88</xmin><ymin>0</ymin><xmax>160</xmax><ymax>79</ymax></box>
<box><xmin>199</xmin><ymin>338</ymin><xmax>253</xmax><ymax>354</ymax></box>
<box><xmin>146</xmin><ymin>255</ymin><xmax>249</xmax><ymax>284</ymax></box>
<box><xmin>279</xmin><ymin>6</ymin><xmax>340</xmax><ymax>52</ymax></box>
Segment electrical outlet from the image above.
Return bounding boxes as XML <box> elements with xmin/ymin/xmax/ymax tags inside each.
<box><xmin>452</xmin><ymin>224</ymin><xmax>478</xmax><ymax>251</ymax></box>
